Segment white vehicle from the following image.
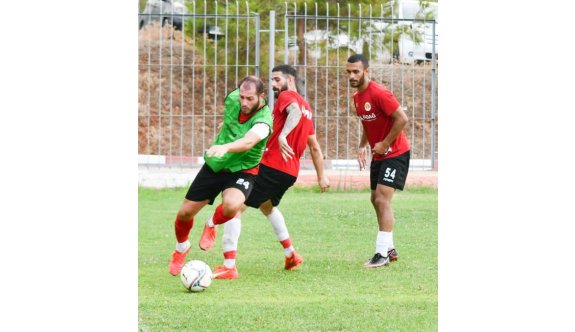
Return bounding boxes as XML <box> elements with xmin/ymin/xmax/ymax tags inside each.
<box><xmin>291</xmin><ymin>0</ymin><xmax>438</xmax><ymax>64</ymax></box>
<box><xmin>139</xmin><ymin>0</ymin><xmax>187</xmax><ymax>30</ymax></box>
<box><xmin>396</xmin><ymin>0</ymin><xmax>438</xmax><ymax>64</ymax></box>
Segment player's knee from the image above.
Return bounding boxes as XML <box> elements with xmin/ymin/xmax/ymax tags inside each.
<box><xmin>370</xmin><ymin>193</ymin><xmax>379</xmax><ymax>207</ymax></box>
<box><xmin>373</xmin><ymin>195</ymin><xmax>391</xmax><ymax>209</ymax></box>
<box><xmin>177</xmin><ymin>208</ymin><xmax>193</xmax><ymax>221</ymax></box>
<box><xmin>221</xmin><ymin>202</ymin><xmax>241</xmax><ymax>217</ymax></box>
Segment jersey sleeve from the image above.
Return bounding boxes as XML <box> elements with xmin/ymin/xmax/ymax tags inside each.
<box><xmin>248</xmin><ymin>122</ymin><xmax>270</xmax><ymax>140</ymax></box>
<box><xmin>376</xmin><ymin>88</ymin><xmax>400</xmax><ymax>116</ymax></box>
<box><xmin>275</xmin><ymin>90</ymin><xmax>299</xmax><ymax>115</ymax></box>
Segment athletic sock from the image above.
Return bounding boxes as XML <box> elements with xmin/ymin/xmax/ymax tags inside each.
<box><xmin>174</xmin><ymin>217</ymin><xmax>194</xmax><ymax>243</ymax></box>
<box><xmin>267</xmin><ymin>207</ymin><xmax>294</xmax><ymax>254</ymax></box>
<box><xmin>376</xmin><ymin>231</ymin><xmax>392</xmax><ymax>257</ymax></box>
<box><xmin>222</xmin><ymin>217</ymin><xmax>241</xmax><ymax>252</ymax></box>
<box><xmin>212</xmin><ymin>204</ymin><xmax>234</xmax><ymax>225</ymax></box>
<box><xmin>280</xmin><ymin>239</ymin><xmax>294</xmax><ymax>257</ymax></box>
<box><xmin>222</xmin><ymin>218</ymin><xmax>241</xmax><ymax>267</ymax></box>
<box><xmin>223</xmin><ymin>251</ymin><xmax>237</xmax><ymax>269</ymax></box>
<box><xmin>206</xmin><ymin>217</ymin><xmax>215</xmax><ymax>227</ymax></box>
<box><xmin>267</xmin><ymin>208</ymin><xmax>289</xmax><ymax>240</ymax></box>
<box><xmin>176</xmin><ymin>240</ymin><xmax>190</xmax><ymax>253</ymax></box>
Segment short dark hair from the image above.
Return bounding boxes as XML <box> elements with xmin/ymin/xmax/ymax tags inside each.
<box><xmin>238</xmin><ymin>75</ymin><xmax>265</xmax><ymax>94</ymax></box>
<box><xmin>272</xmin><ymin>64</ymin><xmax>297</xmax><ymax>78</ymax></box>
<box><xmin>347</xmin><ymin>54</ymin><xmax>369</xmax><ymax>69</ymax></box>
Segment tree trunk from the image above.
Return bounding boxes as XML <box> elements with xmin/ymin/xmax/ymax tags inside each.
<box><xmin>296</xmin><ymin>17</ymin><xmax>306</xmax><ymax>94</ymax></box>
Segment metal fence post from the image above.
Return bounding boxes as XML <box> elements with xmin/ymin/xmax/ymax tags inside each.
<box><xmin>255</xmin><ymin>15</ymin><xmax>261</xmax><ymax>77</ymax></box>
<box><xmin>268</xmin><ymin>10</ymin><xmax>275</xmax><ymax>109</ymax></box>
<box><xmin>431</xmin><ymin>21</ymin><xmax>437</xmax><ymax>169</ymax></box>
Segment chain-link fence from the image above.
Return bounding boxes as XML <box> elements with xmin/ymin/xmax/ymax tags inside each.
<box><xmin>138</xmin><ymin>0</ymin><xmax>438</xmax><ymax>170</ymax></box>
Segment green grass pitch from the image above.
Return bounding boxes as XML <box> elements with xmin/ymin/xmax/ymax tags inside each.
<box><xmin>139</xmin><ymin>186</ymin><xmax>437</xmax><ymax>331</ymax></box>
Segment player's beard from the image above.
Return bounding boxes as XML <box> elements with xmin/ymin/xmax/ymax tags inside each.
<box><xmin>241</xmin><ymin>98</ymin><xmax>260</xmax><ymax>115</ymax></box>
<box><xmin>349</xmin><ymin>73</ymin><xmax>365</xmax><ymax>88</ymax></box>
<box><xmin>273</xmin><ymin>84</ymin><xmax>288</xmax><ymax>98</ymax></box>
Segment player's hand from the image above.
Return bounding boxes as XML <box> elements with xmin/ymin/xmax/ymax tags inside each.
<box><xmin>206</xmin><ymin>145</ymin><xmax>228</xmax><ymax>158</ymax></box>
<box><xmin>357</xmin><ymin>146</ymin><xmax>368</xmax><ymax>170</ymax></box>
<box><xmin>372</xmin><ymin>142</ymin><xmax>391</xmax><ymax>156</ymax></box>
<box><xmin>278</xmin><ymin>135</ymin><xmax>294</xmax><ymax>161</ymax></box>
<box><xmin>318</xmin><ymin>175</ymin><xmax>330</xmax><ymax>192</ymax></box>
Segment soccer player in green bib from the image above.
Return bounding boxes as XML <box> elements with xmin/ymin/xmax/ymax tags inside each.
<box><xmin>168</xmin><ymin>76</ymin><xmax>273</xmax><ymax>276</ymax></box>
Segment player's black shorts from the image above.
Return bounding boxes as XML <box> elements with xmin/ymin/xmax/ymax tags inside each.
<box><xmin>244</xmin><ymin>164</ymin><xmax>297</xmax><ymax>208</ymax></box>
<box><xmin>185</xmin><ymin>164</ymin><xmax>256</xmax><ymax>205</ymax></box>
<box><xmin>370</xmin><ymin>150</ymin><xmax>411</xmax><ymax>191</ymax></box>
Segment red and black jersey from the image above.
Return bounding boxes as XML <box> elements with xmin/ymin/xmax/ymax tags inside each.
<box><xmin>261</xmin><ymin>90</ymin><xmax>315</xmax><ymax>177</ymax></box>
<box><xmin>353</xmin><ymin>81</ymin><xmax>410</xmax><ymax>160</ymax></box>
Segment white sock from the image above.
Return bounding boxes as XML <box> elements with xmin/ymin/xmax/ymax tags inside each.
<box><xmin>376</xmin><ymin>231</ymin><xmax>392</xmax><ymax>256</ymax></box>
<box><xmin>206</xmin><ymin>216</ymin><xmax>215</xmax><ymax>227</ymax></box>
<box><xmin>222</xmin><ymin>217</ymin><xmax>241</xmax><ymax>268</ymax></box>
<box><xmin>176</xmin><ymin>240</ymin><xmax>190</xmax><ymax>253</ymax></box>
<box><xmin>389</xmin><ymin>231</ymin><xmax>395</xmax><ymax>250</ymax></box>
<box><xmin>284</xmin><ymin>246</ymin><xmax>294</xmax><ymax>257</ymax></box>
<box><xmin>267</xmin><ymin>207</ymin><xmax>290</xmax><ymax>242</ymax></box>
<box><xmin>222</xmin><ymin>217</ymin><xmax>241</xmax><ymax>252</ymax></box>
<box><xmin>224</xmin><ymin>259</ymin><xmax>236</xmax><ymax>268</ymax></box>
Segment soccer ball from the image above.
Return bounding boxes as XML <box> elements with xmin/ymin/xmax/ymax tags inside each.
<box><xmin>180</xmin><ymin>260</ymin><xmax>213</xmax><ymax>292</ymax></box>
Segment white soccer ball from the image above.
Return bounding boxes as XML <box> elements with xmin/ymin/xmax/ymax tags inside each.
<box><xmin>180</xmin><ymin>260</ymin><xmax>213</xmax><ymax>292</ymax></box>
